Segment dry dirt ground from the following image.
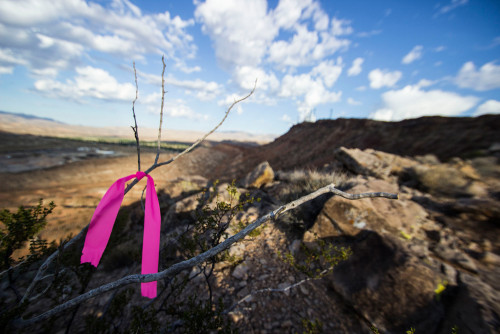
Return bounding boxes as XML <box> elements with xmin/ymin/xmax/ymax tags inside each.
<box><xmin>0</xmin><ymin>132</ymin><xmax>248</xmax><ymax>253</ymax></box>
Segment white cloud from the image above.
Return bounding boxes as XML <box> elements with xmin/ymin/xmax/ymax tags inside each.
<box><xmin>473</xmin><ymin>100</ymin><xmax>500</xmax><ymax>116</ymax></box>
<box><xmin>167</xmin><ymin>77</ymin><xmax>222</xmax><ymax>101</ymax></box>
<box><xmin>34</xmin><ymin>66</ymin><xmax>136</xmax><ymax>101</ymax></box>
<box><xmin>273</xmin><ymin>0</ymin><xmax>314</xmax><ymax>30</ymax></box>
<box><xmin>141</xmin><ymin>94</ymin><xmax>208</xmax><ymax>120</ymax></box>
<box><xmin>455</xmin><ymin>61</ymin><xmax>500</xmax><ymax>91</ymax></box>
<box><xmin>195</xmin><ymin>0</ymin><xmax>351</xmax><ymax>69</ymax></box>
<box><xmin>282</xmin><ymin>114</ymin><xmax>292</xmax><ymax>123</ymax></box>
<box><xmin>267</xmin><ymin>23</ymin><xmax>350</xmax><ymax>68</ymax></box>
<box><xmin>402</xmin><ymin>45</ymin><xmax>423</xmax><ymax>64</ymax></box>
<box><xmin>370</xmin><ymin>85</ymin><xmax>479</xmax><ymax>121</ymax></box>
<box><xmin>330</xmin><ymin>17</ymin><xmax>353</xmax><ymax>36</ymax></box>
<box><xmin>268</xmin><ymin>24</ymin><xmax>319</xmax><ymax>67</ymax></box>
<box><xmin>194</xmin><ymin>0</ymin><xmax>351</xmax><ymax>121</ymax></box>
<box><xmin>368</xmin><ymin>69</ymin><xmax>402</xmax><ymax>89</ymax></box>
<box><xmin>311</xmin><ymin>57</ymin><xmax>343</xmax><ymax>87</ymax></box>
<box><xmin>0</xmin><ymin>0</ymin><xmax>195</xmax><ymax>76</ymax></box>
<box><xmin>347</xmin><ymin>97</ymin><xmax>361</xmax><ymax>106</ymax></box>
<box><xmin>0</xmin><ymin>48</ymin><xmax>28</xmax><ymax>66</ymax></box>
<box><xmin>279</xmin><ymin>69</ymin><xmax>342</xmax><ymax>121</ymax></box>
<box><xmin>175</xmin><ymin>62</ymin><xmax>202</xmax><ymax>74</ymax></box>
<box><xmin>163</xmin><ymin>99</ymin><xmax>207</xmax><ymax>120</ymax></box>
<box><xmin>233</xmin><ymin>66</ymin><xmax>279</xmax><ymax>91</ymax></box>
<box><xmin>416</xmin><ymin>79</ymin><xmax>434</xmax><ymax>88</ymax></box>
<box><xmin>487</xmin><ymin>36</ymin><xmax>500</xmax><ymax>49</ymax></box>
<box><xmin>435</xmin><ymin>0</ymin><xmax>468</xmax><ymax>17</ymax></box>
<box><xmin>0</xmin><ymin>66</ymin><xmax>13</xmax><ymax>74</ymax></box>
<box><xmin>347</xmin><ymin>57</ymin><xmax>364</xmax><ymax>76</ymax></box>
<box><xmin>195</xmin><ymin>0</ymin><xmax>277</xmax><ymax>69</ymax></box>
<box><xmin>137</xmin><ymin>71</ymin><xmax>222</xmax><ymax>101</ymax></box>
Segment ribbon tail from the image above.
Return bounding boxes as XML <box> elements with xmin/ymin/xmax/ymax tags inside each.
<box><xmin>141</xmin><ymin>175</ymin><xmax>161</xmax><ymax>298</ymax></box>
<box><xmin>81</xmin><ymin>175</ymin><xmax>135</xmax><ymax>266</ymax></box>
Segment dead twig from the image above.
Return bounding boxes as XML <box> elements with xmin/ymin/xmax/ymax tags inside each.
<box><xmin>131</xmin><ymin>61</ymin><xmax>141</xmax><ymax>171</ymax></box>
<box><xmin>154</xmin><ymin>56</ymin><xmax>166</xmax><ymax>165</ymax></box>
<box><xmin>18</xmin><ymin>76</ymin><xmax>256</xmax><ymax>307</ymax></box>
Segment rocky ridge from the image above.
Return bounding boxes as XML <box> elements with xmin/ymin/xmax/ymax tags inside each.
<box><xmin>193</xmin><ymin>146</ymin><xmax>499</xmax><ymax>333</ymax></box>
<box><xmin>67</xmin><ymin>145</ymin><xmax>498</xmax><ymax>333</ymax></box>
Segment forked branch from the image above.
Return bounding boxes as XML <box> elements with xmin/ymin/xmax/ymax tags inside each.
<box><xmin>19</xmin><ymin>77</ymin><xmax>257</xmax><ymax>306</ymax></box>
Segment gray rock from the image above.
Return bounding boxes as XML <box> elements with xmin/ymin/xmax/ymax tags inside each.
<box><xmin>433</xmin><ymin>245</ymin><xmax>478</xmax><ymax>273</ymax></box>
<box><xmin>329</xmin><ymin>231</ymin><xmax>444</xmax><ymax>334</ymax></box>
<box><xmin>232</xmin><ymin>261</ymin><xmax>250</xmax><ymax>280</ymax></box>
<box><xmin>406</xmin><ymin>162</ymin><xmax>487</xmax><ymax>198</ymax></box>
<box><xmin>304</xmin><ymin>177</ymin><xmax>429</xmax><ymax>242</ymax></box>
<box><xmin>333</xmin><ymin>147</ymin><xmax>417</xmax><ymax>180</ymax></box>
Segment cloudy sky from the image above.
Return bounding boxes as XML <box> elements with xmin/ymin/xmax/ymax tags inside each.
<box><xmin>0</xmin><ymin>0</ymin><xmax>499</xmax><ymax>136</ymax></box>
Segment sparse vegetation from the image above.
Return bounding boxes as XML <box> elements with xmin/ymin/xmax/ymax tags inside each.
<box><xmin>277</xmin><ymin>169</ymin><xmax>350</xmax><ymax>203</ymax></box>
<box><xmin>0</xmin><ymin>199</ymin><xmax>55</xmax><ymax>270</ymax></box>
<box><xmin>279</xmin><ymin>235</ymin><xmax>352</xmax><ymax>279</ymax></box>
<box><xmin>63</xmin><ymin>136</ymin><xmax>191</xmax><ymax>152</ymax></box>
<box><xmin>300</xmin><ymin>318</ymin><xmax>323</xmax><ymax>334</ymax></box>
<box><xmin>0</xmin><ymin>61</ymin><xmax>403</xmax><ymax>333</ymax></box>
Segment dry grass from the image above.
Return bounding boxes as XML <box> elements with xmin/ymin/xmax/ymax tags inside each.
<box><xmin>276</xmin><ymin>169</ymin><xmax>350</xmax><ymax>203</ymax></box>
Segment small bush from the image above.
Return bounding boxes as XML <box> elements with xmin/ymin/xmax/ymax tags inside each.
<box><xmin>0</xmin><ymin>199</ymin><xmax>55</xmax><ymax>269</ymax></box>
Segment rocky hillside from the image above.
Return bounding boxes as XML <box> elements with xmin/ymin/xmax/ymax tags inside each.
<box><xmin>215</xmin><ymin>115</ymin><xmax>500</xmax><ymax>179</ymax></box>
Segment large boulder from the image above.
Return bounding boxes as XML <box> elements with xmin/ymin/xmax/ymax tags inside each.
<box><xmin>332</xmin><ymin>147</ymin><xmax>417</xmax><ymax>180</ymax></box>
<box><xmin>303</xmin><ymin>177</ymin><xmax>430</xmax><ymax>242</ymax></box>
<box><xmin>329</xmin><ymin>231</ymin><xmax>444</xmax><ymax>334</ymax></box>
<box><xmin>240</xmin><ymin>161</ymin><xmax>275</xmax><ymax>188</ymax></box>
<box><xmin>406</xmin><ymin>160</ymin><xmax>487</xmax><ymax>198</ymax></box>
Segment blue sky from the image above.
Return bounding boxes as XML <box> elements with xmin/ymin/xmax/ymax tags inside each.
<box><xmin>0</xmin><ymin>0</ymin><xmax>499</xmax><ymax>136</ymax></box>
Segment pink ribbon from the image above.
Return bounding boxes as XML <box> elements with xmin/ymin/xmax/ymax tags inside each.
<box><xmin>81</xmin><ymin>171</ymin><xmax>161</xmax><ymax>298</ymax></box>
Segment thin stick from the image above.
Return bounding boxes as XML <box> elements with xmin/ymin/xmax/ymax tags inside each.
<box><xmin>153</xmin><ymin>79</ymin><xmax>258</xmax><ymax>169</ymax></box>
<box><xmin>13</xmin><ymin>184</ymin><xmax>397</xmax><ymax>327</ymax></box>
<box><xmin>154</xmin><ymin>56</ymin><xmax>166</xmax><ymax>165</ymax></box>
<box><xmin>131</xmin><ymin>62</ymin><xmax>141</xmax><ymax>171</ymax></box>
<box><xmin>19</xmin><ymin>81</ymin><xmax>257</xmax><ymax>306</ymax></box>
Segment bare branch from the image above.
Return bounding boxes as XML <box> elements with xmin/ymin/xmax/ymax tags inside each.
<box><xmin>20</xmin><ymin>228</ymin><xmax>87</xmax><ymax>304</ymax></box>
<box><xmin>154</xmin><ymin>79</ymin><xmax>257</xmax><ymax>169</ymax></box>
<box><xmin>18</xmin><ymin>79</ymin><xmax>257</xmax><ymax>306</ymax></box>
<box><xmin>225</xmin><ymin>268</ymin><xmax>331</xmax><ymax>314</ymax></box>
<box><xmin>0</xmin><ymin>258</ymin><xmax>29</xmax><ymax>278</ymax></box>
<box><xmin>154</xmin><ymin>56</ymin><xmax>166</xmax><ymax>165</ymax></box>
<box><xmin>13</xmin><ymin>183</ymin><xmax>396</xmax><ymax>327</ymax></box>
<box><xmin>131</xmin><ymin>61</ymin><xmax>141</xmax><ymax>171</ymax></box>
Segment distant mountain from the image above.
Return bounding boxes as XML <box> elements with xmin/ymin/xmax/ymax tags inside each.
<box><xmin>0</xmin><ymin>111</ymin><xmax>276</xmax><ymax>144</ymax></box>
<box><xmin>0</xmin><ymin>110</ymin><xmax>63</xmax><ymax>123</ymax></box>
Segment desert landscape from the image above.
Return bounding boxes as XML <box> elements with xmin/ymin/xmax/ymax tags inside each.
<box><xmin>1</xmin><ymin>114</ymin><xmax>500</xmax><ymax>333</ymax></box>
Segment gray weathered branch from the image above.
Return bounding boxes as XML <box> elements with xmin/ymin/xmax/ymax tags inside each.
<box><xmin>154</xmin><ymin>56</ymin><xmax>167</xmax><ymax>165</ymax></box>
<box><xmin>18</xmin><ymin>82</ymin><xmax>257</xmax><ymax>307</ymax></box>
<box><xmin>225</xmin><ymin>267</ymin><xmax>331</xmax><ymax>314</ymax></box>
<box><xmin>131</xmin><ymin>61</ymin><xmax>141</xmax><ymax>171</ymax></box>
<box><xmin>13</xmin><ymin>184</ymin><xmax>396</xmax><ymax>327</ymax></box>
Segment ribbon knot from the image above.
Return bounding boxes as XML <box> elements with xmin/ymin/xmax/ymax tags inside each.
<box><xmin>135</xmin><ymin>171</ymin><xmax>146</xmax><ymax>181</ymax></box>
<box><xmin>81</xmin><ymin>172</ymin><xmax>161</xmax><ymax>298</ymax></box>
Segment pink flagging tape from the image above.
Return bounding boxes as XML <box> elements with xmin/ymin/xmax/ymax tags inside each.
<box><xmin>81</xmin><ymin>171</ymin><xmax>161</xmax><ymax>298</ymax></box>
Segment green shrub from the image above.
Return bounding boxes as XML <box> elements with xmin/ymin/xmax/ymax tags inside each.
<box><xmin>0</xmin><ymin>199</ymin><xmax>55</xmax><ymax>270</ymax></box>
